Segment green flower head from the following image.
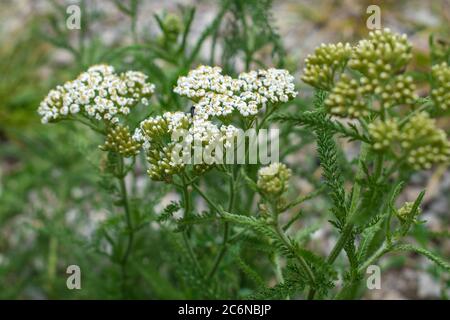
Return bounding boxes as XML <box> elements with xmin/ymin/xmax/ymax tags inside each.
<box><xmin>431</xmin><ymin>62</ymin><xmax>450</xmax><ymax>110</ymax></box>
<box><xmin>349</xmin><ymin>28</ymin><xmax>412</xmax><ymax>81</ymax></box>
<box><xmin>100</xmin><ymin>124</ymin><xmax>142</xmax><ymax>157</ymax></box>
<box><xmin>400</xmin><ymin>112</ymin><xmax>450</xmax><ymax>170</ymax></box>
<box><xmin>368</xmin><ymin>118</ymin><xmax>400</xmax><ymax>151</ymax></box>
<box><xmin>397</xmin><ymin>201</ymin><xmax>421</xmax><ymax>223</ymax></box>
<box><xmin>301</xmin><ymin>42</ymin><xmax>352</xmax><ymax>90</ymax></box>
<box><xmin>257</xmin><ymin>162</ymin><xmax>291</xmax><ymax>196</ymax></box>
<box><xmin>325</xmin><ymin>74</ymin><xmax>371</xmax><ymax>118</ymax></box>
<box><xmin>303</xmin><ymin>29</ymin><xmax>418</xmax><ymax>118</ymax></box>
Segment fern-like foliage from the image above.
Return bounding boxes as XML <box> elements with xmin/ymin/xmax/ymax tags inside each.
<box><xmin>249</xmin><ymin>263</ymin><xmax>306</xmax><ymax>299</ymax></box>
<box><xmin>222</xmin><ymin>213</ymin><xmax>293</xmax><ymax>258</ymax></box>
<box><xmin>311</xmin><ymin>92</ymin><xmax>348</xmax><ymax>228</ymax></box>
<box><xmin>221</xmin><ymin>0</ymin><xmax>285</xmax><ymax>70</ymax></box>
<box><xmin>157</xmin><ymin>201</ymin><xmax>181</xmax><ymax>223</ymax></box>
<box><xmin>392</xmin><ymin>244</ymin><xmax>450</xmax><ymax>273</ymax></box>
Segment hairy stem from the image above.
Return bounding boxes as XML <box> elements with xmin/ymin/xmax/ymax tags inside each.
<box><xmin>358</xmin><ymin>243</ymin><xmax>390</xmax><ymax>273</ymax></box>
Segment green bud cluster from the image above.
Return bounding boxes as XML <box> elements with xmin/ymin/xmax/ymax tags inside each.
<box><xmin>257</xmin><ymin>163</ymin><xmax>291</xmax><ymax>196</ymax></box>
<box><xmin>146</xmin><ymin>143</ymin><xmax>185</xmax><ymax>182</ymax></box>
<box><xmin>134</xmin><ymin>112</ymin><xmax>191</xmax><ymax>182</ymax></box>
<box><xmin>302</xmin><ymin>29</ymin><xmax>419</xmax><ymax>118</ymax></box>
<box><xmin>400</xmin><ymin>112</ymin><xmax>450</xmax><ymax>170</ymax></box>
<box><xmin>325</xmin><ymin>74</ymin><xmax>370</xmax><ymax>118</ymax></box>
<box><xmin>303</xmin><ymin>30</ymin><xmax>450</xmax><ymax>172</ymax></box>
<box><xmin>100</xmin><ymin>125</ymin><xmax>142</xmax><ymax>157</ymax></box>
<box><xmin>379</xmin><ymin>75</ymin><xmax>418</xmax><ymax>108</ymax></box>
<box><xmin>349</xmin><ymin>29</ymin><xmax>412</xmax><ymax>81</ymax></box>
<box><xmin>368</xmin><ymin>118</ymin><xmax>400</xmax><ymax>151</ymax></box>
<box><xmin>431</xmin><ymin>62</ymin><xmax>450</xmax><ymax>110</ymax></box>
<box><xmin>138</xmin><ymin>112</ymin><xmax>190</xmax><ymax>143</ymax></box>
<box><xmin>369</xmin><ymin>112</ymin><xmax>450</xmax><ymax>170</ymax></box>
<box><xmin>163</xmin><ymin>14</ymin><xmax>182</xmax><ymax>41</ymax></box>
<box><xmin>157</xmin><ymin>13</ymin><xmax>183</xmax><ymax>46</ymax></box>
<box><xmin>396</xmin><ymin>201</ymin><xmax>421</xmax><ymax>223</ymax></box>
<box><xmin>301</xmin><ymin>43</ymin><xmax>352</xmax><ymax>90</ymax></box>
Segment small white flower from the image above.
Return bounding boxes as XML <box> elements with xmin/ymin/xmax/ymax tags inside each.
<box><xmin>38</xmin><ymin>64</ymin><xmax>155</xmax><ymax>124</ymax></box>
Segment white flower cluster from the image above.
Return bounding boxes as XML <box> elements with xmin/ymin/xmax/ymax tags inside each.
<box><xmin>174</xmin><ymin>65</ymin><xmax>297</xmax><ymax>120</ymax></box>
<box><xmin>96</xmin><ymin>64</ymin><xmax>295</xmax><ymax>180</ymax></box>
<box><xmin>238</xmin><ymin>69</ymin><xmax>297</xmax><ymax>115</ymax></box>
<box><xmin>134</xmin><ymin>112</ymin><xmax>239</xmax><ymax>181</ymax></box>
<box><xmin>38</xmin><ymin>64</ymin><xmax>155</xmax><ymax>124</ymax></box>
<box><xmin>187</xmin><ymin>118</ymin><xmax>239</xmax><ymax>149</ymax></box>
<box><xmin>173</xmin><ymin>65</ymin><xmax>239</xmax><ymax>99</ymax></box>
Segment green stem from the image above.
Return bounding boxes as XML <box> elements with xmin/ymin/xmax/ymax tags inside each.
<box><xmin>47</xmin><ymin>236</ymin><xmax>58</xmax><ymax>296</ymax></box>
<box><xmin>374</xmin><ymin>153</ymin><xmax>384</xmax><ymax>181</ymax></box>
<box><xmin>207</xmin><ymin>169</ymin><xmax>236</xmax><ymax>279</ymax></box>
<box><xmin>274</xmin><ymin>222</ymin><xmax>316</xmax><ymax>299</ymax></box>
<box><xmin>207</xmin><ymin>222</ymin><xmax>229</xmax><ymax>280</ymax></box>
<box><xmin>270</xmin><ymin>202</ymin><xmax>316</xmax><ymax>299</ymax></box>
<box><xmin>357</xmin><ymin>243</ymin><xmax>390</xmax><ymax>273</ymax></box>
<box><xmin>327</xmin><ymin>223</ymin><xmax>354</xmax><ymax>265</ymax></box>
<box><xmin>192</xmin><ymin>183</ymin><xmax>223</xmax><ymax>214</ymax></box>
<box><xmin>182</xmin><ymin>232</ymin><xmax>202</xmax><ymax>275</ymax></box>
<box><xmin>257</xmin><ymin>106</ymin><xmax>277</xmax><ymax>131</ymax></box>
<box><xmin>398</xmin><ymin>101</ymin><xmax>433</xmax><ymax>126</ymax></box>
<box><xmin>118</xmin><ymin>156</ymin><xmax>134</xmax><ymax>297</ymax></box>
<box><xmin>181</xmin><ymin>176</ymin><xmax>202</xmax><ymax>275</ymax></box>
<box><xmin>281</xmin><ymin>186</ymin><xmax>325</xmax><ymax>212</ymax></box>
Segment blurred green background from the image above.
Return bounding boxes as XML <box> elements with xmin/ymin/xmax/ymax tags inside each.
<box><xmin>0</xmin><ymin>0</ymin><xmax>449</xmax><ymax>299</ymax></box>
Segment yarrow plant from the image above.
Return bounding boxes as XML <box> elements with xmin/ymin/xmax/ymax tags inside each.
<box><xmin>38</xmin><ymin>64</ymin><xmax>154</xmax><ymax>125</ymax></box>
<box><xmin>38</xmin><ymin>60</ymin><xmax>301</xmax><ymax>297</ymax></box>
<box><xmin>131</xmin><ymin>65</ymin><xmax>296</xmax><ymax>183</ymax></box>
<box><xmin>173</xmin><ymin>65</ymin><xmax>296</xmax><ymax>120</ymax></box>
<box><xmin>277</xmin><ymin>28</ymin><xmax>450</xmax><ymax>298</ymax></box>
<box><xmin>38</xmin><ymin>64</ymin><xmax>155</xmax><ymax>157</ymax></box>
<box><xmin>37</xmin><ymin>25</ymin><xmax>450</xmax><ymax>300</ymax></box>
<box><xmin>300</xmin><ymin>29</ymin><xmax>450</xmax><ymax>170</ymax></box>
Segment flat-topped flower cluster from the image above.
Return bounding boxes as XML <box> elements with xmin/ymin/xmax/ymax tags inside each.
<box><xmin>174</xmin><ymin>65</ymin><xmax>297</xmax><ymax>120</ymax></box>
<box><xmin>38</xmin><ymin>64</ymin><xmax>155</xmax><ymax>124</ymax></box>
<box><xmin>369</xmin><ymin>112</ymin><xmax>450</xmax><ymax>170</ymax></box>
<box><xmin>302</xmin><ymin>28</ymin><xmax>450</xmax><ymax>170</ymax></box>
<box><xmin>133</xmin><ymin>111</ymin><xmax>239</xmax><ymax>181</ymax></box>
<box><xmin>38</xmin><ymin>64</ymin><xmax>297</xmax><ymax>181</ymax></box>
<box><xmin>303</xmin><ymin>29</ymin><xmax>417</xmax><ymax>117</ymax></box>
<box><xmin>38</xmin><ymin>64</ymin><xmax>155</xmax><ymax>158</ymax></box>
<box><xmin>132</xmin><ymin>65</ymin><xmax>296</xmax><ymax>181</ymax></box>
